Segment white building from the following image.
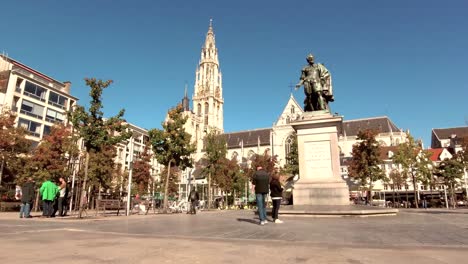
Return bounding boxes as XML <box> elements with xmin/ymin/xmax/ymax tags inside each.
<box><xmin>0</xmin><ymin>54</ymin><xmax>77</xmax><ymax>147</ymax></box>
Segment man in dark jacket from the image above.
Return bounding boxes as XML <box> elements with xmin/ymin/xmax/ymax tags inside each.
<box><xmin>20</xmin><ymin>177</ymin><xmax>35</xmax><ymax>218</ymax></box>
<box><xmin>252</xmin><ymin>166</ymin><xmax>270</xmax><ymax>225</ymax></box>
<box><xmin>188</xmin><ymin>187</ymin><xmax>199</xmax><ymax>214</ymax></box>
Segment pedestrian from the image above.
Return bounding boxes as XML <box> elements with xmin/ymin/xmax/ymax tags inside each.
<box><xmin>40</xmin><ymin>178</ymin><xmax>59</xmax><ymax>217</ymax></box>
<box><xmin>422</xmin><ymin>197</ymin><xmax>428</xmax><ymax>209</ymax></box>
<box><xmin>252</xmin><ymin>166</ymin><xmax>270</xmax><ymax>226</ymax></box>
<box><xmin>57</xmin><ymin>177</ymin><xmax>68</xmax><ymax>216</ymax></box>
<box><xmin>270</xmin><ymin>173</ymin><xmax>284</xmax><ymax>224</ymax></box>
<box><xmin>188</xmin><ymin>187</ymin><xmax>199</xmax><ymax>214</ymax></box>
<box><xmin>20</xmin><ymin>177</ymin><xmax>35</xmax><ymax>218</ymax></box>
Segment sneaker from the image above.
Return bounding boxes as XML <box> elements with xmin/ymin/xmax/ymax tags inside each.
<box><xmin>275</xmin><ymin>219</ymin><xmax>284</xmax><ymax>224</ymax></box>
<box><xmin>260</xmin><ymin>221</ymin><xmax>265</xmax><ymax>226</ymax></box>
<box><xmin>264</xmin><ymin>220</ymin><xmax>268</xmax><ymax>224</ymax></box>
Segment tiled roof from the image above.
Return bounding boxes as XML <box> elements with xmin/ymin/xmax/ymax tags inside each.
<box><xmin>223</xmin><ymin>128</ymin><xmax>271</xmax><ymax>149</ymax></box>
<box><xmin>343</xmin><ymin>116</ymin><xmax>400</xmax><ymax>137</ymax></box>
<box><xmin>427</xmin><ymin>148</ymin><xmax>444</xmax><ymax>162</ymax></box>
<box><xmin>379</xmin><ymin>146</ymin><xmax>399</xmax><ymax>160</ymax></box>
<box><xmin>432</xmin><ymin>127</ymin><xmax>468</xmax><ymax>142</ymax></box>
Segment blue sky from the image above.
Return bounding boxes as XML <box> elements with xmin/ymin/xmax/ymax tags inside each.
<box><xmin>2</xmin><ymin>0</ymin><xmax>467</xmax><ymax>147</ymax></box>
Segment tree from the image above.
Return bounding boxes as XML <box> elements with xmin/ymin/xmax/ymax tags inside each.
<box><xmin>202</xmin><ymin>129</ymin><xmax>228</xmax><ymax>208</ymax></box>
<box><xmin>132</xmin><ymin>144</ymin><xmax>152</xmax><ymax>194</ymax></box>
<box><xmin>282</xmin><ymin>132</ymin><xmax>299</xmax><ymax>177</ymax></box>
<box><xmin>392</xmin><ymin>133</ymin><xmax>432</xmax><ymax>208</ymax></box>
<box><xmin>68</xmin><ymin>78</ymin><xmax>131</xmax><ymax>217</ymax></box>
<box><xmin>348</xmin><ymin>129</ymin><xmax>385</xmax><ymax>204</ymax></box>
<box><xmin>388</xmin><ymin>169</ymin><xmax>406</xmax><ymax>206</ymax></box>
<box><xmin>21</xmin><ymin>124</ymin><xmax>78</xmax><ymax>184</ymax></box>
<box><xmin>436</xmin><ymin>157</ymin><xmax>464</xmax><ymax>208</ymax></box>
<box><xmin>0</xmin><ymin>108</ymin><xmax>31</xmax><ymax>186</ymax></box>
<box><xmin>148</xmin><ymin>104</ymin><xmax>195</xmax><ymax>211</ymax></box>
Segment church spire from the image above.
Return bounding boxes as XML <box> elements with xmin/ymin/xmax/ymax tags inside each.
<box><xmin>192</xmin><ymin>19</ymin><xmax>224</xmax><ymax>137</ymax></box>
<box><xmin>181</xmin><ymin>83</ymin><xmax>190</xmax><ymax>111</ymax></box>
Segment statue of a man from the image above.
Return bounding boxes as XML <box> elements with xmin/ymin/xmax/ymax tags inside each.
<box><xmin>295</xmin><ymin>54</ymin><xmax>334</xmax><ymax>112</ymax></box>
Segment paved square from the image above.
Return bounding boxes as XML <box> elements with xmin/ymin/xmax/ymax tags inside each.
<box><xmin>1</xmin><ymin>210</ymin><xmax>468</xmax><ymax>263</ymax></box>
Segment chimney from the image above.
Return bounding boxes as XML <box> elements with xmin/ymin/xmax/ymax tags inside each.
<box><xmin>63</xmin><ymin>81</ymin><xmax>71</xmax><ymax>94</ymax></box>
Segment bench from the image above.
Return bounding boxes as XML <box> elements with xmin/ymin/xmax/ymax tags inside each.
<box><xmin>0</xmin><ymin>201</ymin><xmax>22</xmax><ymax>212</ymax></box>
<box><xmin>95</xmin><ymin>199</ymin><xmax>126</xmax><ymax>216</ymax></box>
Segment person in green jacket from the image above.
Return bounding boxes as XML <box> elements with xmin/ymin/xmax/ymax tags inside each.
<box><xmin>40</xmin><ymin>179</ymin><xmax>59</xmax><ymax>217</ymax></box>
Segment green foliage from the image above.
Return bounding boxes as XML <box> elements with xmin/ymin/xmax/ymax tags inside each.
<box><xmin>392</xmin><ymin>132</ymin><xmax>432</xmax><ymax>207</ymax></box>
<box><xmin>68</xmin><ymin>78</ymin><xmax>131</xmax><ymax>152</ymax></box>
<box><xmin>348</xmin><ymin>129</ymin><xmax>385</xmax><ymax>200</ymax></box>
<box><xmin>148</xmin><ymin>104</ymin><xmax>195</xmax><ymax>170</ymax></box>
<box><xmin>87</xmin><ymin>146</ymin><xmax>117</xmax><ymax>189</ymax></box>
<box><xmin>246</xmin><ymin>151</ymin><xmax>278</xmax><ymax>180</ymax></box>
<box><xmin>148</xmin><ymin>104</ymin><xmax>196</xmax><ymax>209</ymax></box>
<box><xmin>436</xmin><ymin>158</ymin><xmax>464</xmax><ymax>189</ymax></box>
<box><xmin>282</xmin><ymin>132</ymin><xmax>299</xmax><ymax>176</ymax></box>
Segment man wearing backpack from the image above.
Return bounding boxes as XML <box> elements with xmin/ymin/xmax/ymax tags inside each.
<box><xmin>188</xmin><ymin>187</ymin><xmax>199</xmax><ymax>215</ymax></box>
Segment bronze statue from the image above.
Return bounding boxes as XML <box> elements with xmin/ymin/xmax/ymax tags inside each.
<box><xmin>295</xmin><ymin>54</ymin><xmax>334</xmax><ymax>112</ymax></box>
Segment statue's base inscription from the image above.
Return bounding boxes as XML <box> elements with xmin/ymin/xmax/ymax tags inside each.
<box><xmin>291</xmin><ymin>115</ymin><xmax>349</xmax><ymax>206</ymax></box>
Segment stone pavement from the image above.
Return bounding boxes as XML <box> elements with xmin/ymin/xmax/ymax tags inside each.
<box><xmin>0</xmin><ymin>209</ymin><xmax>467</xmax><ymax>263</ymax></box>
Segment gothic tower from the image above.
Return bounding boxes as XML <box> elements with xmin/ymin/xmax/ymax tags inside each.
<box><xmin>192</xmin><ymin>19</ymin><xmax>224</xmax><ymax>151</ymax></box>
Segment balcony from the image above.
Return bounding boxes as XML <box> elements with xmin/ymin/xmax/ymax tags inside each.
<box><xmin>15</xmin><ymin>86</ymin><xmax>22</xmax><ymax>93</ymax></box>
<box><xmin>23</xmin><ymin>91</ymin><xmax>46</xmax><ymax>102</ymax></box>
<box><xmin>48</xmin><ymin>101</ymin><xmax>66</xmax><ymax>110</ymax></box>
<box><xmin>20</xmin><ymin>109</ymin><xmax>43</xmax><ymax>120</ymax></box>
<box><xmin>27</xmin><ymin>131</ymin><xmax>40</xmax><ymax>138</ymax></box>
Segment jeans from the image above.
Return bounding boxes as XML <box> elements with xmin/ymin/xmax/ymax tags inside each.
<box><xmin>256</xmin><ymin>193</ymin><xmax>267</xmax><ymax>222</ymax></box>
<box><xmin>190</xmin><ymin>200</ymin><xmax>197</xmax><ymax>214</ymax></box>
<box><xmin>20</xmin><ymin>202</ymin><xmax>31</xmax><ymax>218</ymax></box>
<box><xmin>42</xmin><ymin>200</ymin><xmax>53</xmax><ymax>216</ymax></box>
<box><xmin>58</xmin><ymin>197</ymin><xmax>67</xmax><ymax>216</ymax></box>
<box><xmin>272</xmin><ymin>199</ymin><xmax>282</xmax><ymax>220</ymax></box>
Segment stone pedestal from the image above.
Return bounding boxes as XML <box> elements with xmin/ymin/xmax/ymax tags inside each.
<box><xmin>291</xmin><ymin>112</ymin><xmax>349</xmax><ymax>206</ymax></box>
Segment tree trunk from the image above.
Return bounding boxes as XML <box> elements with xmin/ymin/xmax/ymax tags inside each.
<box><xmin>78</xmin><ymin>151</ymin><xmax>90</xmax><ymax>218</ymax></box>
<box><xmin>451</xmin><ymin>183</ymin><xmax>456</xmax><ymax>209</ymax></box>
<box><xmin>0</xmin><ymin>158</ymin><xmax>4</xmax><ymax>186</ymax></box>
<box><xmin>392</xmin><ymin>185</ymin><xmax>396</xmax><ymax>206</ymax></box>
<box><xmin>368</xmin><ymin>182</ymin><xmax>373</xmax><ymax>205</ymax></box>
<box><xmin>162</xmin><ymin>160</ymin><xmax>172</xmax><ymax>212</ymax></box>
<box><xmin>412</xmin><ymin>172</ymin><xmax>419</xmax><ymax>208</ymax></box>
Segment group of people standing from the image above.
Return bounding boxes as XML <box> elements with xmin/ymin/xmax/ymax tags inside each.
<box><xmin>252</xmin><ymin>166</ymin><xmax>284</xmax><ymax>226</ymax></box>
<box><xmin>17</xmin><ymin>177</ymin><xmax>69</xmax><ymax>218</ymax></box>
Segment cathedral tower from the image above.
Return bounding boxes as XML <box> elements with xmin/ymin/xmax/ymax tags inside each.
<box><xmin>192</xmin><ymin>19</ymin><xmax>224</xmax><ymax>140</ymax></box>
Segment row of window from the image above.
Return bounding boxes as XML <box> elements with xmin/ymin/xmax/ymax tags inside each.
<box><xmin>18</xmin><ymin>118</ymin><xmax>51</xmax><ymax>138</ymax></box>
<box><xmin>17</xmin><ymin>79</ymin><xmax>68</xmax><ymax>109</ymax></box>
<box><xmin>383</xmin><ymin>184</ymin><xmax>442</xmax><ymax>191</ymax></box>
<box><xmin>20</xmin><ymin>99</ymin><xmax>65</xmax><ymax>123</ymax></box>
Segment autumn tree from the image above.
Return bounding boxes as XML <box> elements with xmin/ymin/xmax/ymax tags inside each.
<box><xmin>87</xmin><ymin>146</ymin><xmax>117</xmax><ymax>190</ymax></box>
<box><xmin>132</xmin><ymin>144</ymin><xmax>152</xmax><ymax>194</ymax></box>
<box><xmin>392</xmin><ymin>133</ymin><xmax>432</xmax><ymax>208</ymax></box>
<box><xmin>348</xmin><ymin>129</ymin><xmax>385</xmax><ymax>204</ymax></box>
<box><xmin>388</xmin><ymin>169</ymin><xmax>406</xmax><ymax>205</ymax></box>
<box><xmin>202</xmin><ymin>129</ymin><xmax>228</xmax><ymax>208</ymax></box>
<box><xmin>0</xmin><ymin>108</ymin><xmax>31</xmax><ymax>186</ymax></box>
<box><xmin>21</xmin><ymin>124</ymin><xmax>79</xmax><ymax>184</ymax></box>
<box><xmin>148</xmin><ymin>104</ymin><xmax>195</xmax><ymax>211</ymax></box>
<box><xmin>68</xmin><ymin>78</ymin><xmax>131</xmax><ymax>217</ymax></box>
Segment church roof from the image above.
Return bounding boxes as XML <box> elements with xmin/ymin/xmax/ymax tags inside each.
<box><xmin>342</xmin><ymin>116</ymin><xmax>400</xmax><ymax>137</ymax></box>
<box><xmin>224</xmin><ymin>128</ymin><xmax>271</xmax><ymax>149</ymax></box>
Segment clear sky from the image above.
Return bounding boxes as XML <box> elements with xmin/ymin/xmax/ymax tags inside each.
<box><xmin>2</xmin><ymin>0</ymin><xmax>467</xmax><ymax>147</ymax></box>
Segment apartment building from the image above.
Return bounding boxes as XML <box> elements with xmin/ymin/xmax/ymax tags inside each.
<box><xmin>0</xmin><ymin>54</ymin><xmax>77</xmax><ymax>147</ymax></box>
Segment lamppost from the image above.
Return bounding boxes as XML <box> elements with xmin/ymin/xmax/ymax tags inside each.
<box><xmin>69</xmin><ymin>157</ymin><xmax>80</xmax><ymax>215</ymax></box>
<box><xmin>126</xmin><ymin>136</ymin><xmax>134</xmax><ymax>216</ymax></box>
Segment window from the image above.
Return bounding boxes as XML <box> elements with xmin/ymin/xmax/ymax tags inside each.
<box><xmin>20</xmin><ymin>100</ymin><xmax>44</xmax><ymax>119</ymax></box>
<box><xmin>48</xmin><ymin>91</ymin><xmax>68</xmax><ymax>109</ymax></box>
<box><xmin>18</xmin><ymin>118</ymin><xmax>41</xmax><ymax>137</ymax></box>
<box><xmin>285</xmin><ymin>135</ymin><xmax>294</xmax><ymax>164</ymax></box>
<box><xmin>16</xmin><ymin>78</ymin><xmax>23</xmax><ymax>92</ymax></box>
<box><xmin>204</xmin><ymin>102</ymin><xmax>209</xmax><ymax>126</ymax></box>
<box><xmin>291</xmin><ymin>106</ymin><xmax>295</xmax><ymax>114</ymax></box>
<box><xmin>24</xmin><ymin>81</ymin><xmax>47</xmax><ymax>101</ymax></box>
<box><xmin>45</xmin><ymin>108</ymin><xmax>65</xmax><ymax>123</ymax></box>
<box><xmin>43</xmin><ymin>125</ymin><xmax>51</xmax><ymax>136</ymax></box>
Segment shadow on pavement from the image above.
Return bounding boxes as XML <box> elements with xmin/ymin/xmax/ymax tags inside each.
<box><xmin>236</xmin><ymin>218</ymin><xmax>260</xmax><ymax>225</ymax></box>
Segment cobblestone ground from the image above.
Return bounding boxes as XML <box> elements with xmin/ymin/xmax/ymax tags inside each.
<box><xmin>1</xmin><ymin>210</ymin><xmax>467</xmax><ymax>263</ymax></box>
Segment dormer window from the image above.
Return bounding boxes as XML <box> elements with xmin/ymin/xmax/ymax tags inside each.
<box><xmin>291</xmin><ymin>106</ymin><xmax>295</xmax><ymax>114</ymax></box>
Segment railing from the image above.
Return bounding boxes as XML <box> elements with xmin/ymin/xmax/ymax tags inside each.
<box><xmin>48</xmin><ymin>101</ymin><xmax>66</xmax><ymax>110</ymax></box>
<box><xmin>27</xmin><ymin>131</ymin><xmax>40</xmax><ymax>137</ymax></box>
<box><xmin>23</xmin><ymin>91</ymin><xmax>46</xmax><ymax>102</ymax></box>
<box><xmin>20</xmin><ymin>109</ymin><xmax>43</xmax><ymax>120</ymax></box>
<box><xmin>15</xmin><ymin>86</ymin><xmax>22</xmax><ymax>93</ymax></box>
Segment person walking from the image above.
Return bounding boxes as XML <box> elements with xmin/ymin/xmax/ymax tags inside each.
<box><xmin>270</xmin><ymin>173</ymin><xmax>284</xmax><ymax>224</ymax></box>
<box><xmin>252</xmin><ymin>166</ymin><xmax>270</xmax><ymax>226</ymax></box>
<box><xmin>40</xmin><ymin>179</ymin><xmax>58</xmax><ymax>217</ymax></box>
<box><xmin>188</xmin><ymin>187</ymin><xmax>199</xmax><ymax>214</ymax></box>
<box><xmin>20</xmin><ymin>177</ymin><xmax>35</xmax><ymax>218</ymax></box>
